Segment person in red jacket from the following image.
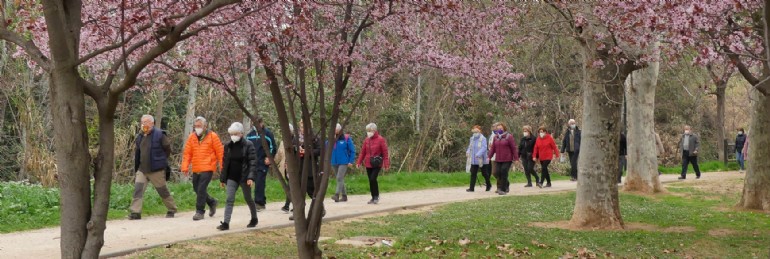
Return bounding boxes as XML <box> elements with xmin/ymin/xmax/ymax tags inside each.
<box><xmin>488</xmin><ymin>122</ymin><xmax>519</xmax><ymax>195</ymax></box>
<box><xmin>356</xmin><ymin>123</ymin><xmax>390</xmax><ymax>204</ymax></box>
<box><xmin>532</xmin><ymin>126</ymin><xmax>559</xmax><ymax>188</ymax></box>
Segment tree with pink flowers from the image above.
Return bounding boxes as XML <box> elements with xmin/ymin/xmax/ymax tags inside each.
<box><xmin>0</xmin><ymin>1</ymin><xmax>276</xmax><ymax>257</ymax></box>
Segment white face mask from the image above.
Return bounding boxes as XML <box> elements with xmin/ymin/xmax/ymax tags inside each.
<box><xmin>195</xmin><ymin>128</ymin><xmax>204</xmax><ymax>136</ymax></box>
<box><xmin>367</xmin><ymin>132</ymin><xmax>374</xmax><ymax>138</ymax></box>
<box><xmin>231</xmin><ymin>136</ymin><xmax>241</xmax><ymax>142</ymax></box>
<box><xmin>473</xmin><ymin>132</ymin><xmax>480</xmax><ymax>138</ymax></box>
<box><xmin>523</xmin><ymin>132</ymin><xmax>529</xmax><ymax>137</ymax></box>
<box><xmin>738</xmin><ymin>131</ymin><xmax>744</xmax><ymax>135</ymax></box>
<box><xmin>569</xmin><ymin>125</ymin><xmax>576</xmax><ymax>129</ymax></box>
<box><xmin>684</xmin><ymin>130</ymin><xmax>691</xmax><ymax>135</ymax></box>
<box><xmin>539</xmin><ymin>132</ymin><xmax>546</xmax><ymax>138</ymax></box>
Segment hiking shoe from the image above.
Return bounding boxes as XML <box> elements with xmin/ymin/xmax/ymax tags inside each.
<box><xmin>544</xmin><ymin>183</ymin><xmax>552</xmax><ymax>188</ymax></box>
<box><xmin>332</xmin><ymin>194</ymin><xmax>340</xmax><ymax>202</ymax></box>
<box><xmin>209</xmin><ymin>199</ymin><xmax>218</xmax><ymax>217</ymax></box>
<box><xmin>247</xmin><ymin>218</ymin><xmax>258</xmax><ymax>228</ymax></box>
<box><xmin>217</xmin><ymin>222</ymin><xmax>229</xmax><ymax>231</ymax></box>
<box><xmin>677</xmin><ymin>177</ymin><xmax>686</xmax><ymax>180</ymax></box>
<box><xmin>128</xmin><ymin>213</ymin><xmax>141</xmax><ymax>220</ymax></box>
<box><xmin>524</xmin><ymin>184</ymin><xmax>533</xmax><ymax>188</ymax></box>
<box><xmin>466</xmin><ymin>189</ymin><xmax>474</xmax><ymax>192</ymax></box>
<box><xmin>281</xmin><ymin>206</ymin><xmax>290</xmax><ymax>213</ymax></box>
<box><xmin>193</xmin><ymin>213</ymin><xmax>204</xmax><ymax>221</ymax></box>
<box><xmin>165</xmin><ymin>211</ymin><xmax>175</xmax><ymax>218</ymax></box>
<box><xmin>256</xmin><ymin>204</ymin><xmax>266</xmax><ymax>212</ymax></box>
<box><xmin>341</xmin><ymin>195</ymin><xmax>348</xmax><ymax>202</ymax></box>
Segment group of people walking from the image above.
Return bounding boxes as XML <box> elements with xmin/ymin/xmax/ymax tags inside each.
<box><xmin>128</xmin><ymin>115</ymin><xmax>390</xmax><ymax>231</ymax></box>
<box><xmin>466</xmin><ymin>120</ymin><xmax>580</xmax><ymax>194</ymax></box>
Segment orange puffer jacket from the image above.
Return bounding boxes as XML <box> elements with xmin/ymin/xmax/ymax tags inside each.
<box><xmin>181</xmin><ymin>131</ymin><xmax>224</xmax><ymax>173</ymax></box>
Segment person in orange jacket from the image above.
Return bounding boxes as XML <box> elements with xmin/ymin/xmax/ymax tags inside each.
<box><xmin>533</xmin><ymin>126</ymin><xmax>559</xmax><ymax>188</ymax></box>
<box><xmin>181</xmin><ymin>116</ymin><xmax>224</xmax><ymax>221</ymax></box>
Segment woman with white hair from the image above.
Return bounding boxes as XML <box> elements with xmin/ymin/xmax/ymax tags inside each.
<box><xmin>330</xmin><ymin>123</ymin><xmax>356</xmax><ymax>202</ymax></box>
<box><xmin>356</xmin><ymin>123</ymin><xmax>389</xmax><ymax>204</ymax></box>
<box><xmin>217</xmin><ymin>122</ymin><xmax>258</xmax><ymax>231</ymax></box>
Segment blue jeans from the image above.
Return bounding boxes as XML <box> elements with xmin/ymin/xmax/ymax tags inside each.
<box><xmin>736</xmin><ymin>152</ymin><xmax>745</xmax><ymax>170</ymax></box>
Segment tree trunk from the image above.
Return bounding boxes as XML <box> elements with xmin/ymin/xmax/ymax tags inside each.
<box><xmin>569</xmin><ymin>45</ymin><xmax>627</xmax><ymax>229</ymax></box>
<box><xmin>737</xmin><ymin>89</ymin><xmax>770</xmax><ymax>210</ymax></box>
<box><xmin>183</xmin><ymin>76</ymin><xmax>198</xmax><ymax>142</ymax></box>
<box><xmin>81</xmin><ymin>100</ymin><xmax>117</xmax><ymax>258</ymax></box>
<box><xmin>715</xmin><ymin>84</ymin><xmax>727</xmax><ymax>162</ymax></box>
<box><xmin>415</xmin><ymin>73</ymin><xmax>422</xmax><ymax>133</ymax></box>
<box><xmin>50</xmin><ymin>70</ymin><xmax>92</xmax><ymax>259</ymax></box>
<box><xmin>624</xmin><ymin>56</ymin><xmax>663</xmax><ymax>193</ymax></box>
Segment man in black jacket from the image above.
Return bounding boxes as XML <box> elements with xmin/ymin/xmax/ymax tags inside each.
<box><xmin>678</xmin><ymin>125</ymin><xmax>701</xmax><ymax>180</ymax></box>
<box><xmin>246</xmin><ymin>118</ymin><xmax>277</xmax><ymax>211</ymax></box>
<box><xmin>561</xmin><ymin>119</ymin><xmax>581</xmax><ymax>181</ymax></box>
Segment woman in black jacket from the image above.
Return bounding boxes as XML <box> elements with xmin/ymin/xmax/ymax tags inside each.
<box><xmin>518</xmin><ymin>125</ymin><xmax>540</xmax><ymax>188</ymax></box>
<box><xmin>217</xmin><ymin>122</ymin><xmax>258</xmax><ymax>231</ymax></box>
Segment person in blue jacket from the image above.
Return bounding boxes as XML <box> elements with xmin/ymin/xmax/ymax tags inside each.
<box><xmin>246</xmin><ymin>118</ymin><xmax>277</xmax><ymax>211</ymax></box>
<box><xmin>330</xmin><ymin>123</ymin><xmax>356</xmax><ymax>202</ymax></box>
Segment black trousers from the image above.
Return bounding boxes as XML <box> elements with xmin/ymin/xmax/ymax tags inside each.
<box><xmin>495</xmin><ymin>162</ymin><xmax>512</xmax><ymax>192</ymax></box>
<box><xmin>521</xmin><ymin>156</ymin><xmax>539</xmax><ymax>185</ymax></box>
<box><xmin>539</xmin><ymin>160</ymin><xmax>552</xmax><ymax>184</ymax></box>
<box><xmin>367</xmin><ymin>167</ymin><xmax>381</xmax><ymax>199</ymax></box>
<box><xmin>568</xmin><ymin>151</ymin><xmax>579</xmax><ymax>179</ymax></box>
<box><xmin>681</xmin><ymin>151</ymin><xmax>701</xmax><ymax>178</ymax></box>
<box><xmin>469</xmin><ymin>164</ymin><xmax>491</xmax><ymax>191</ymax></box>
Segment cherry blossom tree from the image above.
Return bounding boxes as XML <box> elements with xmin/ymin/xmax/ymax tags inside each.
<box><xmin>0</xmin><ymin>1</ymin><xmax>275</xmax><ymax>257</ymax></box>
<box><xmin>160</xmin><ymin>1</ymin><xmax>523</xmax><ymax>257</ymax></box>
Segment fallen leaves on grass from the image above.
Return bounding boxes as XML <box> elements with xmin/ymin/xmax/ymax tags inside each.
<box><xmin>531</xmin><ymin>240</ymin><xmax>549</xmax><ymax>248</ymax></box>
<box><xmin>561</xmin><ymin>247</ymin><xmax>597</xmax><ymax>259</ymax></box>
<box><xmin>458</xmin><ymin>238</ymin><xmax>471</xmax><ymax>246</ymax></box>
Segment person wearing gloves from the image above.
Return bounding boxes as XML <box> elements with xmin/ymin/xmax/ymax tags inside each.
<box><xmin>533</xmin><ymin>126</ymin><xmax>560</xmax><ymax>188</ymax></box>
<box><xmin>217</xmin><ymin>122</ymin><xmax>258</xmax><ymax>231</ymax></box>
<box><xmin>466</xmin><ymin>125</ymin><xmax>491</xmax><ymax>192</ymax></box>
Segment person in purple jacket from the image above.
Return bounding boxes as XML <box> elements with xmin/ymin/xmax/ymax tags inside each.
<box><xmin>466</xmin><ymin>125</ymin><xmax>491</xmax><ymax>192</ymax></box>
<box><xmin>488</xmin><ymin>122</ymin><xmax>519</xmax><ymax>195</ymax></box>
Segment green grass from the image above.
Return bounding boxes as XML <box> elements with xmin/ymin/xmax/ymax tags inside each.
<box><xmin>131</xmin><ymin>179</ymin><xmax>770</xmax><ymax>258</ymax></box>
<box><xmin>659</xmin><ymin>160</ymin><xmax>741</xmax><ymax>174</ymax></box>
<box><xmin>0</xmin><ymin>170</ymin><xmax>564</xmax><ymax>233</ymax></box>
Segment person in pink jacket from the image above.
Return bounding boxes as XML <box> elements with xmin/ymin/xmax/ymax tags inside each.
<box><xmin>488</xmin><ymin>122</ymin><xmax>519</xmax><ymax>195</ymax></box>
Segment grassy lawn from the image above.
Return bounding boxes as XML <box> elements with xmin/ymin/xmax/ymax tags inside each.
<box><xmin>659</xmin><ymin>160</ymin><xmax>741</xmax><ymax>174</ymax></box>
<box><xmin>0</xmin><ymin>170</ymin><xmax>568</xmax><ymax>233</ymax></box>
<box><xmin>129</xmin><ymin>177</ymin><xmax>769</xmax><ymax>258</ymax></box>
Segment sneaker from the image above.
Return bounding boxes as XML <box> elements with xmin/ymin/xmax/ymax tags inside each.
<box><xmin>677</xmin><ymin>177</ymin><xmax>686</xmax><ymax>180</ymax></box>
<box><xmin>247</xmin><ymin>218</ymin><xmax>258</xmax><ymax>228</ymax></box>
<box><xmin>367</xmin><ymin>199</ymin><xmax>375</xmax><ymax>204</ymax></box>
<box><xmin>217</xmin><ymin>221</ymin><xmax>229</xmax><ymax>231</ymax></box>
<box><xmin>332</xmin><ymin>194</ymin><xmax>340</xmax><ymax>202</ymax></box>
<box><xmin>209</xmin><ymin>199</ymin><xmax>218</xmax><ymax>217</ymax></box>
<box><xmin>281</xmin><ymin>206</ymin><xmax>290</xmax><ymax>213</ymax></box>
<box><xmin>544</xmin><ymin>183</ymin><xmax>552</xmax><ymax>188</ymax></box>
<box><xmin>256</xmin><ymin>204</ymin><xmax>266</xmax><ymax>212</ymax></box>
<box><xmin>289</xmin><ymin>215</ymin><xmax>294</xmax><ymax>221</ymax></box>
<box><xmin>193</xmin><ymin>213</ymin><xmax>204</xmax><ymax>221</ymax></box>
<box><xmin>128</xmin><ymin>213</ymin><xmax>141</xmax><ymax>220</ymax></box>
<box><xmin>372</xmin><ymin>198</ymin><xmax>379</xmax><ymax>204</ymax></box>
<box><xmin>696</xmin><ymin>176</ymin><xmax>701</xmax><ymax>179</ymax></box>
<box><xmin>466</xmin><ymin>189</ymin><xmax>474</xmax><ymax>192</ymax></box>
<box><xmin>165</xmin><ymin>211</ymin><xmax>175</xmax><ymax>218</ymax></box>
<box><xmin>341</xmin><ymin>195</ymin><xmax>348</xmax><ymax>202</ymax></box>
<box><xmin>524</xmin><ymin>184</ymin><xmax>533</xmax><ymax>188</ymax></box>
<box><xmin>498</xmin><ymin>191</ymin><xmax>507</xmax><ymax>195</ymax></box>
<box><xmin>536</xmin><ymin>183</ymin><xmax>543</xmax><ymax>188</ymax></box>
